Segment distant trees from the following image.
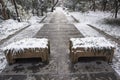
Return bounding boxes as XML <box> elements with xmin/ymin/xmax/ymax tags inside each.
<box><xmin>0</xmin><ymin>0</ymin><xmax>10</xmax><ymax>20</ymax></box>
<box><xmin>102</xmin><ymin>0</ymin><xmax>108</xmax><ymax>11</ymax></box>
<box><xmin>64</xmin><ymin>0</ymin><xmax>89</xmax><ymax>12</ymax></box>
<box><xmin>64</xmin><ymin>0</ymin><xmax>120</xmax><ymax>18</ymax></box>
<box><xmin>114</xmin><ymin>0</ymin><xmax>120</xmax><ymax>18</ymax></box>
<box><xmin>0</xmin><ymin>0</ymin><xmax>59</xmax><ymax>21</ymax></box>
<box><xmin>0</xmin><ymin>0</ymin><xmax>22</xmax><ymax>21</ymax></box>
<box><xmin>91</xmin><ymin>0</ymin><xmax>96</xmax><ymax>11</ymax></box>
<box><xmin>16</xmin><ymin>0</ymin><xmax>49</xmax><ymax>16</ymax></box>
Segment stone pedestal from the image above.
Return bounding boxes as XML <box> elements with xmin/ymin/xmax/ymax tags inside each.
<box><xmin>69</xmin><ymin>37</ymin><xmax>115</xmax><ymax>63</ymax></box>
<box><xmin>3</xmin><ymin>38</ymin><xmax>50</xmax><ymax>64</ymax></box>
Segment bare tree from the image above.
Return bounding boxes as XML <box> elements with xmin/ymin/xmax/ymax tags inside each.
<box><xmin>91</xmin><ymin>0</ymin><xmax>96</xmax><ymax>11</ymax></box>
<box><xmin>13</xmin><ymin>0</ymin><xmax>20</xmax><ymax>22</ymax></box>
<box><xmin>102</xmin><ymin>0</ymin><xmax>108</xmax><ymax>11</ymax></box>
<box><xmin>0</xmin><ymin>0</ymin><xmax>10</xmax><ymax>20</ymax></box>
<box><xmin>114</xmin><ymin>0</ymin><xmax>119</xmax><ymax>18</ymax></box>
<box><xmin>51</xmin><ymin>0</ymin><xmax>59</xmax><ymax>12</ymax></box>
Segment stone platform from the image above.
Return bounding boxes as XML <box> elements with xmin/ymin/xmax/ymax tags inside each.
<box><xmin>69</xmin><ymin>37</ymin><xmax>115</xmax><ymax>63</ymax></box>
<box><xmin>3</xmin><ymin>38</ymin><xmax>50</xmax><ymax>64</ymax></box>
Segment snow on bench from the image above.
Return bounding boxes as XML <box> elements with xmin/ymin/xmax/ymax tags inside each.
<box><xmin>3</xmin><ymin>38</ymin><xmax>50</xmax><ymax>64</ymax></box>
<box><xmin>69</xmin><ymin>37</ymin><xmax>115</xmax><ymax>63</ymax></box>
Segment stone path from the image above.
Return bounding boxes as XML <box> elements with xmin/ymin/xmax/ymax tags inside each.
<box><xmin>0</xmin><ymin>7</ymin><xmax>120</xmax><ymax>80</ymax></box>
<box><xmin>34</xmin><ymin>10</ymin><xmax>83</xmax><ymax>74</ymax></box>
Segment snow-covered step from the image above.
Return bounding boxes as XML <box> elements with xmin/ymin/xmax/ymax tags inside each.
<box><xmin>2</xmin><ymin>38</ymin><xmax>50</xmax><ymax>64</ymax></box>
<box><xmin>69</xmin><ymin>37</ymin><xmax>115</xmax><ymax>63</ymax></box>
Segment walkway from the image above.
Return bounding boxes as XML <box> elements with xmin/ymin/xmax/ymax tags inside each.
<box><xmin>0</xmin><ymin>7</ymin><xmax>119</xmax><ymax>80</ymax></box>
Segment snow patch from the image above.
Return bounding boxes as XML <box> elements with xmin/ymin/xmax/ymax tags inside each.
<box><xmin>70</xmin><ymin>37</ymin><xmax>115</xmax><ymax>49</ymax></box>
<box><xmin>0</xmin><ymin>19</ymin><xmax>29</xmax><ymax>41</ymax></box>
<box><xmin>0</xmin><ymin>56</ymin><xmax>7</xmax><ymax>73</ymax></box>
<box><xmin>28</xmin><ymin>16</ymin><xmax>43</xmax><ymax>24</ymax></box>
<box><xmin>70</xmin><ymin>11</ymin><xmax>120</xmax><ymax>38</ymax></box>
<box><xmin>3</xmin><ymin>38</ymin><xmax>48</xmax><ymax>55</ymax></box>
<box><xmin>74</xmin><ymin>23</ymin><xmax>103</xmax><ymax>37</ymax></box>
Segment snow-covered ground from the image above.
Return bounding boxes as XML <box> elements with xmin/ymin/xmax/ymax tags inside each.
<box><xmin>70</xmin><ymin>37</ymin><xmax>114</xmax><ymax>49</ymax></box>
<box><xmin>0</xmin><ymin>16</ymin><xmax>45</xmax><ymax>42</ymax></box>
<box><xmin>0</xmin><ymin>16</ymin><xmax>45</xmax><ymax>73</ymax></box>
<box><xmin>0</xmin><ymin>7</ymin><xmax>120</xmax><ymax>77</ymax></box>
<box><xmin>66</xmin><ymin>11</ymin><xmax>120</xmax><ymax>75</ymax></box>
<box><xmin>28</xmin><ymin>16</ymin><xmax>45</xmax><ymax>25</ymax></box>
<box><xmin>74</xmin><ymin>23</ymin><xmax>120</xmax><ymax>75</ymax></box>
<box><xmin>70</xmin><ymin>11</ymin><xmax>120</xmax><ymax>39</ymax></box>
<box><xmin>74</xmin><ymin>23</ymin><xmax>103</xmax><ymax>37</ymax></box>
<box><xmin>0</xmin><ymin>19</ymin><xmax>29</xmax><ymax>41</ymax></box>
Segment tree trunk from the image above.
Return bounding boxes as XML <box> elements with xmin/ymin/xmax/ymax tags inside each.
<box><xmin>102</xmin><ymin>0</ymin><xmax>107</xmax><ymax>11</ymax></box>
<box><xmin>0</xmin><ymin>0</ymin><xmax>10</xmax><ymax>20</ymax></box>
<box><xmin>51</xmin><ymin>0</ymin><xmax>59</xmax><ymax>12</ymax></box>
<box><xmin>11</xmin><ymin>0</ymin><xmax>14</xmax><ymax>4</ymax></box>
<box><xmin>92</xmin><ymin>0</ymin><xmax>96</xmax><ymax>11</ymax></box>
<box><xmin>13</xmin><ymin>0</ymin><xmax>20</xmax><ymax>22</ymax></box>
<box><xmin>41</xmin><ymin>8</ymin><xmax>44</xmax><ymax>16</ymax></box>
<box><xmin>114</xmin><ymin>0</ymin><xmax>119</xmax><ymax>18</ymax></box>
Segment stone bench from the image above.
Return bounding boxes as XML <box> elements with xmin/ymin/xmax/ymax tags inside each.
<box><xmin>69</xmin><ymin>37</ymin><xmax>115</xmax><ymax>63</ymax></box>
<box><xmin>3</xmin><ymin>38</ymin><xmax>50</xmax><ymax>64</ymax></box>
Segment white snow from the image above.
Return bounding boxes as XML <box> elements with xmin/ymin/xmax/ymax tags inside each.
<box><xmin>70</xmin><ymin>11</ymin><xmax>120</xmax><ymax>39</ymax></box>
<box><xmin>0</xmin><ymin>55</ymin><xmax>7</xmax><ymax>73</ymax></box>
<box><xmin>70</xmin><ymin>11</ymin><xmax>112</xmax><ymax>24</ymax></box>
<box><xmin>70</xmin><ymin>37</ymin><xmax>115</xmax><ymax>49</ymax></box>
<box><xmin>28</xmin><ymin>16</ymin><xmax>43</xmax><ymax>24</ymax></box>
<box><xmin>74</xmin><ymin>23</ymin><xmax>103</xmax><ymax>37</ymax></box>
<box><xmin>0</xmin><ymin>23</ymin><xmax>44</xmax><ymax>48</ymax></box>
<box><xmin>67</xmin><ymin>11</ymin><xmax>120</xmax><ymax>75</ymax></box>
<box><xmin>0</xmin><ymin>19</ymin><xmax>29</xmax><ymax>41</ymax></box>
<box><xmin>0</xmin><ymin>15</ymin><xmax>46</xmax><ymax>42</ymax></box>
<box><xmin>0</xmin><ymin>22</ymin><xmax>44</xmax><ymax>74</ymax></box>
<box><xmin>0</xmin><ymin>6</ymin><xmax>120</xmax><ymax>76</ymax></box>
<box><xmin>3</xmin><ymin>38</ymin><xmax>48</xmax><ymax>55</ymax></box>
<box><xmin>0</xmin><ymin>15</ymin><xmax>45</xmax><ymax>73</ymax></box>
